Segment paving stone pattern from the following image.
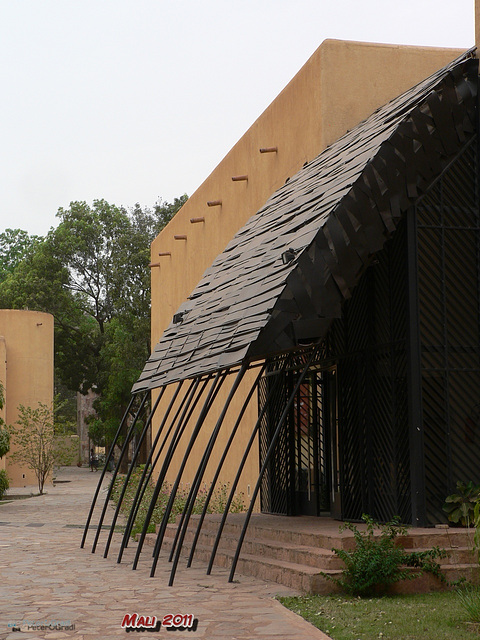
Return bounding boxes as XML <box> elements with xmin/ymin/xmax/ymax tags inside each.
<box><xmin>0</xmin><ymin>467</ymin><xmax>330</xmax><ymax>640</ymax></box>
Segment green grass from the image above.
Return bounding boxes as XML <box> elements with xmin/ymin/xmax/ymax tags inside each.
<box><xmin>278</xmin><ymin>591</ymin><xmax>480</xmax><ymax>639</ymax></box>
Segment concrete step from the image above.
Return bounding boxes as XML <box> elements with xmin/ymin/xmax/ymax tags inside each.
<box><xmin>140</xmin><ymin>514</ymin><xmax>478</xmax><ymax>594</ymax></box>
<box><xmin>143</xmin><ymin>531</ymin><xmax>339</xmax><ymax>593</ymax></box>
<box><xmin>156</xmin><ymin>523</ymin><xmax>342</xmax><ymax>570</ymax></box>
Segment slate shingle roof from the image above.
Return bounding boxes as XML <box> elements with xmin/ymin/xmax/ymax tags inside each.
<box><xmin>133</xmin><ymin>50</ymin><xmax>478</xmax><ymax>393</ymax></box>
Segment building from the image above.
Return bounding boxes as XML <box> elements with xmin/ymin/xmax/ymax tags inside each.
<box><xmin>0</xmin><ymin>309</ymin><xmax>54</xmax><ymax>487</ymax></box>
<box><xmin>86</xmin><ymin>38</ymin><xmax>480</xmax><ymax>583</ymax></box>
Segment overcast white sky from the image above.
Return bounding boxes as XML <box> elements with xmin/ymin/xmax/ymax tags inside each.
<box><xmin>0</xmin><ymin>0</ymin><xmax>475</xmax><ymax>237</ymax></box>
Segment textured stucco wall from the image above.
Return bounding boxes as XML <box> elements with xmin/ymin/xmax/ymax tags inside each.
<box><xmin>0</xmin><ymin>310</ymin><xmax>54</xmax><ymax>488</ymax></box>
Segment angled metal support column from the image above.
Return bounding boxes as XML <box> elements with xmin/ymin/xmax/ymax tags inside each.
<box><xmin>150</xmin><ymin>370</ymin><xmax>228</xmax><ymax>577</ymax></box>
<box><xmin>207</xmin><ymin>357</ymin><xmax>289</xmax><ymax>574</ymax></box>
<box><xmin>168</xmin><ymin>364</ymin><xmax>248</xmax><ymax>586</ymax></box>
<box><xmin>91</xmin><ymin>391</ymin><xmax>148</xmax><ymax>553</ymax></box>
<box><xmin>228</xmin><ymin>347</ymin><xmax>319</xmax><ymax>582</ymax></box>
<box><xmin>118</xmin><ymin>379</ymin><xmax>193</xmax><ymax>560</ymax></box>
<box><xmin>123</xmin><ymin>378</ymin><xmax>208</xmax><ymax>557</ymax></box>
<box><xmin>187</xmin><ymin>363</ymin><xmax>266</xmax><ymax>569</ymax></box>
<box><xmin>81</xmin><ymin>395</ymin><xmax>136</xmax><ymax>549</ymax></box>
<box><xmin>132</xmin><ymin>374</ymin><xmax>216</xmax><ymax>570</ymax></box>
<box><xmin>102</xmin><ymin>385</ymin><xmax>167</xmax><ymax>558</ymax></box>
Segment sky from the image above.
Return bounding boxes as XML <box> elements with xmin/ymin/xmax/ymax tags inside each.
<box><xmin>0</xmin><ymin>0</ymin><xmax>475</xmax><ymax>237</ymax></box>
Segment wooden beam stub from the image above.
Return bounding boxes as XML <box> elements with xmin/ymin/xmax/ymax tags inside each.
<box><xmin>190</xmin><ymin>217</ymin><xmax>205</xmax><ymax>224</ymax></box>
<box><xmin>158</xmin><ymin>252</ymin><xmax>172</xmax><ymax>257</ymax></box>
<box><xmin>174</xmin><ymin>235</ymin><xmax>187</xmax><ymax>240</ymax></box>
<box><xmin>259</xmin><ymin>146</ymin><xmax>278</xmax><ymax>153</ymax></box>
<box><xmin>149</xmin><ymin>262</ymin><xmax>161</xmax><ymax>268</ymax></box>
<box><xmin>232</xmin><ymin>175</ymin><xmax>248</xmax><ymax>182</ymax></box>
<box><xmin>207</xmin><ymin>200</ymin><xmax>222</xmax><ymax>207</ymax></box>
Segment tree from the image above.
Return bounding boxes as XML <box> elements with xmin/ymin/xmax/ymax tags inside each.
<box><xmin>8</xmin><ymin>402</ymin><xmax>75</xmax><ymax>494</ymax></box>
<box><xmin>0</xmin><ymin>228</ymin><xmax>41</xmax><ymax>283</ymax></box>
<box><xmin>0</xmin><ymin>195</ymin><xmax>188</xmax><ymax>444</ymax></box>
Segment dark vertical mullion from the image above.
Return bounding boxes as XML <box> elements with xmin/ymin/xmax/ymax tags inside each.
<box><xmin>312</xmin><ymin>371</ymin><xmax>320</xmax><ymax>516</ymax></box>
<box><xmin>407</xmin><ymin>206</ymin><xmax>426</xmax><ymax>526</ymax></box>
<box><xmin>365</xmin><ymin>268</ymin><xmax>375</xmax><ymax>516</ymax></box>
<box><xmin>439</xmin><ymin>182</ymin><xmax>453</xmax><ymax>488</ymax></box>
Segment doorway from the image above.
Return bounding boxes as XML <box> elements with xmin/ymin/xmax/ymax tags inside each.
<box><xmin>258</xmin><ymin>362</ymin><xmax>340</xmax><ymax>518</ymax></box>
<box><xmin>293</xmin><ymin>366</ymin><xmax>339</xmax><ymax>517</ymax></box>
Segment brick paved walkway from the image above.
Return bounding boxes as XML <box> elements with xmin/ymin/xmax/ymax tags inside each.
<box><xmin>0</xmin><ymin>467</ymin><xmax>330</xmax><ymax>640</ymax></box>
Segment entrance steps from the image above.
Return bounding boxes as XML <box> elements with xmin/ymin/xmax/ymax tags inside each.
<box><xmin>143</xmin><ymin>513</ymin><xmax>479</xmax><ymax>594</ymax></box>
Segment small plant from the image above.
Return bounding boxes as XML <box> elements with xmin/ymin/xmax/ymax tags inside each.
<box><xmin>110</xmin><ymin>468</ymin><xmax>246</xmax><ymax>538</ymax></box>
<box><xmin>443</xmin><ymin>481</ymin><xmax>480</xmax><ymax>527</ymax></box>
<box><xmin>0</xmin><ymin>469</ymin><xmax>9</xmax><ymax>499</ymax></box>
<box><xmin>323</xmin><ymin>514</ymin><xmax>447</xmax><ymax>597</ymax></box>
<box><xmin>8</xmin><ymin>402</ymin><xmax>75</xmax><ymax>494</ymax></box>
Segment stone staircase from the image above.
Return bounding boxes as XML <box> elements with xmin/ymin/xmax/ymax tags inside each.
<box><xmin>143</xmin><ymin>513</ymin><xmax>479</xmax><ymax>593</ymax></box>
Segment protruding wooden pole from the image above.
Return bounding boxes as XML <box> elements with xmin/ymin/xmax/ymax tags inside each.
<box><xmin>158</xmin><ymin>251</ymin><xmax>172</xmax><ymax>257</ymax></box>
<box><xmin>190</xmin><ymin>217</ymin><xmax>205</xmax><ymax>223</ymax></box>
<box><xmin>231</xmin><ymin>175</ymin><xmax>248</xmax><ymax>182</ymax></box>
<box><xmin>174</xmin><ymin>234</ymin><xmax>187</xmax><ymax>240</ymax></box>
<box><xmin>259</xmin><ymin>146</ymin><xmax>277</xmax><ymax>153</ymax></box>
<box><xmin>207</xmin><ymin>200</ymin><xmax>222</xmax><ymax>207</ymax></box>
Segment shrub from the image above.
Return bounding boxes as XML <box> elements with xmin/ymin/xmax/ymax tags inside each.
<box><xmin>324</xmin><ymin>514</ymin><xmax>447</xmax><ymax>597</ymax></box>
<box><xmin>443</xmin><ymin>481</ymin><xmax>480</xmax><ymax>527</ymax></box>
<box><xmin>0</xmin><ymin>469</ymin><xmax>9</xmax><ymax>499</ymax></box>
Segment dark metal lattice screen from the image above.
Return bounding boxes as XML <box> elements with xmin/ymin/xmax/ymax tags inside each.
<box><xmin>331</xmin><ymin>219</ymin><xmax>411</xmax><ymax>523</ymax></box>
<box><xmin>416</xmin><ymin>139</ymin><xmax>480</xmax><ymax>524</ymax></box>
<box><xmin>258</xmin><ymin>140</ymin><xmax>480</xmax><ymax>526</ymax></box>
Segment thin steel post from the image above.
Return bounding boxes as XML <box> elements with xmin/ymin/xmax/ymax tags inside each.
<box><xmin>132</xmin><ymin>375</ymin><xmax>215</xmax><ymax>570</ymax></box>
<box><xmin>102</xmin><ymin>386</ymin><xmax>166</xmax><ymax>558</ymax></box>
<box><xmin>150</xmin><ymin>371</ymin><xmax>227</xmax><ymax>577</ymax></box>
<box><xmin>228</xmin><ymin>347</ymin><xmax>318</xmax><ymax>582</ymax></box>
<box><xmin>187</xmin><ymin>364</ymin><xmax>266</xmax><ymax>568</ymax></box>
<box><xmin>150</xmin><ymin>372</ymin><xmax>224</xmax><ymax>561</ymax></box>
<box><xmin>118</xmin><ymin>380</ymin><xmax>192</xmax><ymax>560</ymax></box>
<box><xmin>207</xmin><ymin>358</ymin><xmax>289</xmax><ymax>574</ymax></box>
<box><xmin>168</xmin><ymin>364</ymin><xmax>248</xmax><ymax>585</ymax></box>
<box><xmin>81</xmin><ymin>395</ymin><xmax>136</xmax><ymax>549</ymax></box>
<box><xmin>91</xmin><ymin>392</ymin><xmax>148</xmax><ymax>553</ymax></box>
<box><xmin>120</xmin><ymin>382</ymin><xmax>187</xmax><ymax>551</ymax></box>
<box><xmin>122</xmin><ymin>378</ymin><xmax>206</xmax><ymax>553</ymax></box>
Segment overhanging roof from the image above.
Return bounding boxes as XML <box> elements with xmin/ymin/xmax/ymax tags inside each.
<box><xmin>133</xmin><ymin>50</ymin><xmax>478</xmax><ymax>393</ymax></box>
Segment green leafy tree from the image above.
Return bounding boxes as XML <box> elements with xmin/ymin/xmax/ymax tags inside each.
<box><xmin>0</xmin><ymin>195</ymin><xmax>187</xmax><ymax>443</ymax></box>
<box><xmin>8</xmin><ymin>402</ymin><xmax>75</xmax><ymax>494</ymax></box>
<box><xmin>0</xmin><ymin>228</ymin><xmax>41</xmax><ymax>283</ymax></box>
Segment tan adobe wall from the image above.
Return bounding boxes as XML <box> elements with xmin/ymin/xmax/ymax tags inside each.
<box><xmin>0</xmin><ymin>336</ymin><xmax>5</xmax><ymax>473</ymax></box>
<box><xmin>149</xmin><ymin>39</ymin><xmax>463</xmax><ymax>497</ymax></box>
<box><xmin>0</xmin><ymin>310</ymin><xmax>54</xmax><ymax>488</ymax></box>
